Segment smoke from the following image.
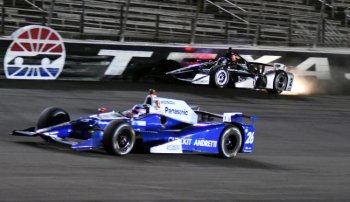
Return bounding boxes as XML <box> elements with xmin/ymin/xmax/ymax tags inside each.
<box><xmin>283</xmin><ymin>76</ymin><xmax>326</xmax><ymax>95</ymax></box>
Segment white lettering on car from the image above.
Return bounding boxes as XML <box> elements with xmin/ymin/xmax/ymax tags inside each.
<box><xmin>160</xmin><ymin>100</ymin><xmax>175</xmax><ymax>105</ymax></box>
<box><xmin>167</xmin><ymin>145</ymin><xmax>181</xmax><ymax>151</ymax></box>
<box><xmin>98</xmin><ymin>50</ymin><xmax>153</xmax><ymax>75</ymax></box>
<box><xmin>164</xmin><ymin>107</ymin><xmax>188</xmax><ymax>115</ymax></box>
<box><xmin>245</xmin><ymin>132</ymin><xmax>255</xmax><ymax>145</ymax></box>
<box><xmin>193</xmin><ymin>139</ymin><xmax>217</xmax><ymax>148</ymax></box>
<box><xmin>168</xmin><ymin>137</ymin><xmax>192</xmax><ymax>145</ymax></box>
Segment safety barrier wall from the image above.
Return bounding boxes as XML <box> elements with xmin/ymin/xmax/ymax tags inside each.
<box><xmin>1</xmin><ymin>38</ymin><xmax>350</xmax><ymax>88</ymax></box>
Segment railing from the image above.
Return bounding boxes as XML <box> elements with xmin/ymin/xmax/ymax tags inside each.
<box><xmin>0</xmin><ymin>0</ymin><xmax>349</xmax><ymax>47</ymax></box>
<box><xmin>204</xmin><ymin>0</ymin><xmax>248</xmax><ymax>24</ymax></box>
<box><xmin>344</xmin><ymin>7</ymin><xmax>350</xmax><ymax>26</ymax></box>
<box><xmin>324</xmin><ymin>19</ymin><xmax>349</xmax><ymax>46</ymax></box>
<box><xmin>24</xmin><ymin>0</ymin><xmax>47</xmax><ymax>25</ymax></box>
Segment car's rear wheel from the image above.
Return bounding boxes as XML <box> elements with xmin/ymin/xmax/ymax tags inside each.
<box><xmin>219</xmin><ymin>126</ymin><xmax>242</xmax><ymax>158</ymax></box>
<box><xmin>268</xmin><ymin>71</ymin><xmax>288</xmax><ymax>94</ymax></box>
<box><xmin>103</xmin><ymin>120</ymin><xmax>135</xmax><ymax>156</ymax></box>
<box><xmin>37</xmin><ymin>107</ymin><xmax>70</xmax><ymax>142</ymax></box>
<box><xmin>210</xmin><ymin>66</ymin><xmax>230</xmax><ymax>88</ymax></box>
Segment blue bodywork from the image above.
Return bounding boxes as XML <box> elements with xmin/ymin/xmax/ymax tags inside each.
<box><xmin>30</xmin><ymin>111</ymin><xmax>256</xmax><ymax>155</ymax></box>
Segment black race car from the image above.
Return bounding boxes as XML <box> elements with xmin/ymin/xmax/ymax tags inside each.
<box><xmin>166</xmin><ymin>52</ymin><xmax>294</xmax><ymax>94</ymax></box>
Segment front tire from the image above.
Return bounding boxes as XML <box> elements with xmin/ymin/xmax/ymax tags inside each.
<box><xmin>210</xmin><ymin>66</ymin><xmax>230</xmax><ymax>88</ymax></box>
<box><xmin>37</xmin><ymin>107</ymin><xmax>70</xmax><ymax>142</ymax></box>
<box><xmin>103</xmin><ymin>120</ymin><xmax>135</xmax><ymax>156</ymax></box>
<box><xmin>268</xmin><ymin>71</ymin><xmax>288</xmax><ymax>94</ymax></box>
<box><xmin>219</xmin><ymin>126</ymin><xmax>242</xmax><ymax>158</ymax></box>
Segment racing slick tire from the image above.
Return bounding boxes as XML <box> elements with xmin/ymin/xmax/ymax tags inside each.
<box><xmin>210</xmin><ymin>66</ymin><xmax>230</xmax><ymax>88</ymax></box>
<box><xmin>268</xmin><ymin>71</ymin><xmax>288</xmax><ymax>94</ymax></box>
<box><xmin>37</xmin><ymin>107</ymin><xmax>70</xmax><ymax>142</ymax></box>
<box><xmin>219</xmin><ymin>125</ymin><xmax>242</xmax><ymax>158</ymax></box>
<box><xmin>103</xmin><ymin>120</ymin><xmax>136</xmax><ymax>156</ymax></box>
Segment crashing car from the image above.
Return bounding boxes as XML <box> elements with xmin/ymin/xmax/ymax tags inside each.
<box><xmin>166</xmin><ymin>52</ymin><xmax>294</xmax><ymax>94</ymax></box>
<box><xmin>12</xmin><ymin>90</ymin><xmax>256</xmax><ymax>158</ymax></box>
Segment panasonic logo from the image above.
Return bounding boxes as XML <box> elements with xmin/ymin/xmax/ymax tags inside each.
<box><xmin>164</xmin><ymin>107</ymin><xmax>188</xmax><ymax>115</ymax></box>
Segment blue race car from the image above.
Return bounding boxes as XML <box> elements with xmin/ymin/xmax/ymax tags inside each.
<box><xmin>12</xmin><ymin>90</ymin><xmax>256</xmax><ymax>158</ymax></box>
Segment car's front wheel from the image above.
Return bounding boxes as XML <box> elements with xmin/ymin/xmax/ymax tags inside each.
<box><xmin>219</xmin><ymin>126</ymin><xmax>242</xmax><ymax>158</ymax></box>
<box><xmin>103</xmin><ymin>120</ymin><xmax>135</xmax><ymax>156</ymax></box>
<box><xmin>37</xmin><ymin>107</ymin><xmax>70</xmax><ymax>142</ymax></box>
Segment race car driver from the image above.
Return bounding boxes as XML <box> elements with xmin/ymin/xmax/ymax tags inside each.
<box><xmin>225</xmin><ymin>47</ymin><xmax>249</xmax><ymax>72</ymax></box>
<box><xmin>125</xmin><ymin>104</ymin><xmax>149</xmax><ymax>118</ymax></box>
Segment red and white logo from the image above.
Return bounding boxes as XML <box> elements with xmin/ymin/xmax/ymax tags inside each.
<box><xmin>4</xmin><ymin>25</ymin><xmax>66</xmax><ymax>80</ymax></box>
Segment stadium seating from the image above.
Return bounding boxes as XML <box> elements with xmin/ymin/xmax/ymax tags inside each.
<box><xmin>0</xmin><ymin>0</ymin><xmax>349</xmax><ymax>47</ymax></box>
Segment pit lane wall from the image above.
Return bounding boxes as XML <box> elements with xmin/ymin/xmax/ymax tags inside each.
<box><xmin>1</xmin><ymin>30</ymin><xmax>350</xmax><ymax>92</ymax></box>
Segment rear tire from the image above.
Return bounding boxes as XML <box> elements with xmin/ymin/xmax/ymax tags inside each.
<box><xmin>210</xmin><ymin>66</ymin><xmax>230</xmax><ymax>88</ymax></box>
<box><xmin>219</xmin><ymin>126</ymin><xmax>242</xmax><ymax>158</ymax></box>
<box><xmin>103</xmin><ymin>120</ymin><xmax>135</xmax><ymax>156</ymax></box>
<box><xmin>268</xmin><ymin>71</ymin><xmax>288</xmax><ymax>94</ymax></box>
<box><xmin>36</xmin><ymin>107</ymin><xmax>70</xmax><ymax>142</ymax></box>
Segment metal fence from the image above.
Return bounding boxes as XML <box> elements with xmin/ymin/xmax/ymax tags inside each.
<box><xmin>1</xmin><ymin>0</ymin><xmax>349</xmax><ymax>47</ymax></box>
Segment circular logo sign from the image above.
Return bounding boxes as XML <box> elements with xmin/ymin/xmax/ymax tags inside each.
<box><xmin>4</xmin><ymin>25</ymin><xmax>66</xmax><ymax>80</ymax></box>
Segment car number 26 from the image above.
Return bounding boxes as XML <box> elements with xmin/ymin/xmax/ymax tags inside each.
<box><xmin>245</xmin><ymin>132</ymin><xmax>255</xmax><ymax>144</ymax></box>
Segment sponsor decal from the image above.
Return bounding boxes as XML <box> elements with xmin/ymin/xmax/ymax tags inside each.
<box><xmin>160</xmin><ymin>100</ymin><xmax>175</xmax><ymax>105</ymax></box>
<box><xmin>168</xmin><ymin>137</ymin><xmax>217</xmax><ymax>148</ymax></box>
<box><xmin>131</xmin><ymin>120</ymin><xmax>146</xmax><ymax>126</ymax></box>
<box><xmin>193</xmin><ymin>139</ymin><xmax>217</xmax><ymax>148</ymax></box>
<box><xmin>244</xmin><ymin>131</ymin><xmax>255</xmax><ymax>145</ymax></box>
<box><xmin>164</xmin><ymin>107</ymin><xmax>188</xmax><ymax>116</ymax></box>
<box><xmin>166</xmin><ymin>145</ymin><xmax>181</xmax><ymax>151</ymax></box>
<box><xmin>150</xmin><ymin>139</ymin><xmax>182</xmax><ymax>153</ymax></box>
<box><xmin>168</xmin><ymin>137</ymin><xmax>192</xmax><ymax>145</ymax></box>
<box><xmin>4</xmin><ymin>25</ymin><xmax>66</xmax><ymax>80</ymax></box>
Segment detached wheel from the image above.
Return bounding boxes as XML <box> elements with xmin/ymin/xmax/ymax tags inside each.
<box><xmin>210</xmin><ymin>66</ymin><xmax>230</xmax><ymax>88</ymax></box>
<box><xmin>103</xmin><ymin>120</ymin><xmax>135</xmax><ymax>156</ymax></box>
<box><xmin>219</xmin><ymin>126</ymin><xmax>242</xmax><ymax>158</ymax></box>
<box><xmin>37</xmin><ymin>107</ymin><xmax>70</xmax><ymax>142</ymax></box>
<box><xmin>268</xmin><ymin>71</ymin><xmax>288</xmax><ymax>94</ymax></box>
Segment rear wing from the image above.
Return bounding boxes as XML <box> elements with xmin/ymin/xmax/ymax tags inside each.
<box><xmin>195</xmin><ymin>110</ymin><xmax>256</xmax><ymax>124</ymax></box>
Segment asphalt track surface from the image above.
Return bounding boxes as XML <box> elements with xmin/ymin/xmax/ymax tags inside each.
<box><xmin>0</xmin><ymin>80</ymin><xmax>349</xmax><ymax>201</ymax></box>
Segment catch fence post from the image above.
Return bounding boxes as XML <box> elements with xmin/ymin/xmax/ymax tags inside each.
<box><xmin>80</xmin><ymin>0</ymin><xmax>85</xmax><ymax>37</ymax></box>
<box><xmin>288</xmin><ymin>14</ymin><xmax>292</xmax><ymax>46</ymax></box>
<box><xmin>155</xmin><ymin>14</ymin><xmax>160</xmax><ymax>41</ymax></box>
<box><xmin>253</xmin><ymin>24</ymin><xmax>260</xmax><ymax>46</ymax></box>
<box><xmin>190</xmin><ymin>0</ymin><xmax>201</xmax><ymax>44</ymax></box>
<box><xmin>1</xmin><ymin>4</ymin><xmax>5</xmax><ymax>34</ymax></box>
<box><xmin>48</xmin><ymin>0</ymin><xmax>55</xmax><ymax>27</ymax></box>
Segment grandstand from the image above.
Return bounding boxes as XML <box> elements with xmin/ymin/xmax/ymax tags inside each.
<box><xmin>1</xmin><ymin>0</ymin><xmax>349</xmax><ymax>47</ymax></box>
